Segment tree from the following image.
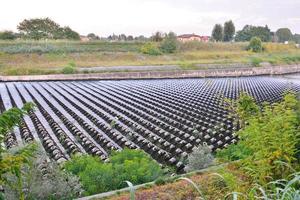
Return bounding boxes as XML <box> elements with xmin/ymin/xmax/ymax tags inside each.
<box><xmin>247</xmin><ymin>37</ymin><xmax>263</xmax><ymax>52</ymax></box>
<box><xmin>18</xmin><ymin>18</ymin><xmax>60</xmax><ymax>39</ymax></box>
<box><xmin>17</xmin><ymin>18</ymin><xmax>80</xmax><ymax>40</ymax></box>
<box><xmin>0</xmin><ymin>31</ymin><xmax>16</xmax><ymax>40</ymax></box>
<box><xmin>151</xmin><ymin>31</ymin><xmax>164</xmax><ymax>42</ymax></box>
<box><xmin>62</xmin><ymin>26</ymin><xmax>80</xmax><ymax>40</ymax></box>
<box><xmin>293</xmin><ymin>34</ymin><xmax>300</xmax><ymax>44</ymax></box>
<box><xmin>127</xmin><ymin>35</ymin><xmax>134</xmax><ymax>41</ymax></box>
<box><xmin>87</xmin><ymin>33</ymin><xmax>99</xmax><ymax>40</ymax></box>
<box><xmin>235</xmin><ymin>25</ymin><xmax>271</xmax><ymax>42</ymax></box>
<box><xmin>212</xmin><ymin>24</ymin><xmax>223</xmax><ymax>42</ymax></box>
<box><xmin>223</xmin><ymin>20</ymin><xmax>235</xmax><ymax>42</ymax></box>
<box><xmin>135</xmin><ymin>35</ymin><xmax>148</xmax><ymax>41</ymax></box>
<box><xmin>119</xmin><ymin>34</ymin><xmax>127</xmax><ymax>41</ymax></box>
<box><xmin>159</xmin><ymin>32</ymin><xmax>178</xmax><ymax>53</ymax></box>
<box><xmin>276</xmin><ymin>28</ymin><xmax>293</xmax><ymax>43</ymax></box>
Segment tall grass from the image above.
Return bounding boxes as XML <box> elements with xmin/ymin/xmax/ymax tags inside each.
<box><xmin>178</xmin><ymin>41</ymin><xmax>248</xmax><ymax>52</ymax></box>
<box><xmin>176</xmin><ymin>172</ymin><xmax>300</xmax><ymax>199</ymax></box>
<box><xmin>0</xmin><ymin>40</ymin><xmax>145</xmax><ymax>54</ymax></box>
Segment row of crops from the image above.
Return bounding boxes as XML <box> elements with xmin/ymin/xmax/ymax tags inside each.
<box><xmin>1</xmin><ymin>77</ymin><xmax>299</xmax><ymax>171</ymax></box>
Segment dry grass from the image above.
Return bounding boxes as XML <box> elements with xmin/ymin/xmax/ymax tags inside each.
<box><xmin>0</xmin><ymin>40</ymin><xmax>300</xmax><ymax>75</ymax></box>
<box><xmin>103</xmin><ymin>164</ymin><xmax>252</xmax><ymax>200</ymax></box>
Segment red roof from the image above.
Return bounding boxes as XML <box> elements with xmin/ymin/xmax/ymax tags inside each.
<box><xmin>178</xmin><ymin>34</ymin><xmax>210</xmax><ymax>39</ymax></box>
<box><xmin>178</xmin><ymin>34</ymin><xmax>201</xmax><ymax>38</ymax></box>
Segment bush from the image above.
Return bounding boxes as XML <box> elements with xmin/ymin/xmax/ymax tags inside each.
<box><xmin>231</xmin><ymin>93</ymin><xmax>300</xmax><ymax>183</ymax></box>
<box><xmin>184</xmin><ymin>144</ymin><xmax>214</xmax><ymax>172</ymax></box>
<box><xmin>216</xmin><ymin>143</ymin><xmax>252</xmax><ymax>161</ymax></box>
<box><xmin>3</xmin><ymin>145</ymin><xmax>82</xmax><ymax>200</ymax></box>
<box><xmin>61</xmin><ymin>62</ymin><xmax>76</xmax><ymax>74</ymax></box>
<box><xmin>159</xmin><ymin>32</ymin><xmax>178</xmax><ymax>53</ymax></box>
<box><xmin>0</xmin><ymin>31</ymin><xmax>16</xmax><ymax>40</ymax></box>
<box><xmin>247</xmin><ymin>37</ymin><xmax>263</xmax><ymax>52</ymax></box>
<box><xmin>140</xmin><ymin>42</ymin><xmax>162</xmax><ymax>55</ymax></box>
<box><xmin>64</xmin><ymin>149</ymin><xmax>163</xmax><ymax>195</ymax></box>
<box><xmin>250</xmin><ymin>57</ymin><xmax>263</xmax><ymax>67</ymax></box>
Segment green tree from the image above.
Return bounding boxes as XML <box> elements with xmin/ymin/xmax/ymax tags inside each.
<box><xmin>17</xmin><ymin>18</ymin><xmax>60</xmax><ymax>40</ymax></box>
<box><xmin>247</xmin><ymin>37</ymin><xmax>263</xmax><ymax>52</ymax></box>
<box><xmin>212</xmin><ymin>24</ymin><xmax>223</xmax><ymax>42</ymax></box>
<box><xmin>127</xmin><ymin>35</ymin><xmax>134</xmax><ymax>41</ymax></box>
<box><xmin>87</xmin><ymin>33</ymin><xmax>99</xmax><ymax>40</ymax></box>
<box><xmin>159</xmin><ymin>32</ymin><xmax>178</xmax><ymax>53</ymax></box>
<box><xmin>293</xmin><ymin>34</ymin><xmax>300</xmax><ymax>44</ymax></box>
<box><xmin>17</xmin><ymin>18</ymin><xmax>80</xmax><ymax>40</ymax></box>
<box><xmin>62</xmin><ymin>26</ymin><xmax>80</xmax><ymax>40</ymax></box>
<box><xmin>235</xmin><ymin>25</ymin><xmax>271</xmax><ymax>42</ymax></box>
<box><xmin>0</xmin><ymin>31</ymin><xmax>16</xmax><ymax>40</ymax></box>
<box><xmin>223</xmin><ymin>20</ymin><xmax>235</xmax><ymax>42</ymax></box>
<box><xmin>276</xmin><ymin>28</ymin><xmax>293</xmax><ymax>43</ymax></box>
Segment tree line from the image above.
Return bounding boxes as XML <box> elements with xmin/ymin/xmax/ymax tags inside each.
<box><xmin>211</xmin><ymin>20</ymin><xmax>300</xmax><ymax>43</ymax></box>
<box><xmin>1</xmin><ymin>17</ymin><xmax>299</xmax><ymax>44</ymax></box>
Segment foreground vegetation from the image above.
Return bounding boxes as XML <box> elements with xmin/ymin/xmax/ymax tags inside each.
<box><xmin>1</xmin><ymin>91</ymin><xmax>300</xmax><ymax>199</ymax></box>
<box><xmin>0</xmin><ymin>40</ymin><xmax>300</xmax><ymax>75</ymax></box>
<box><xmin>101</xmin><ymin>92</ymin><xmax>300</xmax><ymax>199</ymax></box>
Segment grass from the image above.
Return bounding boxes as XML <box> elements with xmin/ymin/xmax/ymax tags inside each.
<box><xmin>0</xmin><ymin>40</ymin><xmax>299</xmax><ymax>75</ymax></box>
<box><xmin>102</xmin><ymin>163</ymin><xmax>252</xmax><ymax>200</ymax></box>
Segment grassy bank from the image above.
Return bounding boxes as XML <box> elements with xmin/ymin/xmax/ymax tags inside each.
<box><xmin>0</xmin><ymin>40</ymin><xmax>299</xmax><ymax>75</ymax></box>
<box><xmin>102</xmin><ymin>163</ymin><xmax>251</xmax><ymax>200</ymax></box>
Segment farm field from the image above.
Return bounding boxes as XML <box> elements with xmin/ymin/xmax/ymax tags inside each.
<box><xmin>1</xmin><ymin>40</ymin><xmax>300</xmax><ymax>75</ymax></box>
<box><xmin>1</xmin><ymin>77</ymin><xmax>299</xmax><ymax>171</ymax></box>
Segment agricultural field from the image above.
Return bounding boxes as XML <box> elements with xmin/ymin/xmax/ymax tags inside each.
<box><xmin>0</xmin><ymin>40</ymin><xmax>300</xmax><ymax>75</ymax></box>
<box><xmin>1</xmin><ymin>77</ymin><xmax>299</xmax><ymax>172</ymax></box>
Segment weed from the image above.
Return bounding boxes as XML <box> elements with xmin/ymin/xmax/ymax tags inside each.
<box><xmin>250</xmin><ymin>57</ymin><xmax>263</xmax><ymax>67</ymax></box>
<box><xmin>61</xmin><ymin>61</ymin><xmax>76</xmax><ymax>74</ymax></box>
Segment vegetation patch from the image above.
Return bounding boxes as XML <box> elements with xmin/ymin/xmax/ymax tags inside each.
<box><xmin>64</xmin><ymin>149</ymin><xmax>163</xmax><ymax>195</ymax></box>
<box><xmin>61</xmin><ymin>61</ymin><xmax>77</xmax><ymax>74</ymax></box>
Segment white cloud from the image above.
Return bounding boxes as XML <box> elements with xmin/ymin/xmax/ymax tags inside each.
<box><xmin>0</xmin><ymin>0</ymin><xmax>299</xmax><ymax>36</ymax></box>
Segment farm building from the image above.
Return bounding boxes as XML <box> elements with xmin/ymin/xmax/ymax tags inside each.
<box><xmin>177</xmin><ymin>34</ymin><xmax>210</xmax><ymax>42</ymax></box>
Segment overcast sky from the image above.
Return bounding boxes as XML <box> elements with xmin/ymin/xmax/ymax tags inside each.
<box><xmin>1</xmin><ymin>0</ymin><xmax>300</xmax><ymax>37</ymax></box>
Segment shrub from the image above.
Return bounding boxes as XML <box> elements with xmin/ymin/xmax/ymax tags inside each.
<box><xmin>3</xmin><ymin>145</ymin><xmax>82</xmax><ymax>200</ymax></box>
<box><xmin>159</xmin><ymin>32</ymin><xmax>178</xmax><ymax>53</ymax></box>
<box><xmin>216</xmin><ymin>143</ymin><xmax>253</xmax><ymax>161</ymax></box>
<box><xmin>140</xmin><ymin>42</ymin><xmax>162</xmax><ymax>55</ymax></box>
<box><xmin>61</xmin><ymin>62</ymin><xmax>76</xmax><ymax>74</ymax></box>
<box><xmin>231</xmin><ymin>93</ymin><xmax>300</xmax><ymax>183</ymax></box>
<box><xmin>184</xmin><ymin>144</ymin><xmax>214</xmax><ymax>172</ymax></box>
<box><xmin>247</xmin><ymin>37</ymin><xmax>263</xmax><ymax>52</ymax></box>
<box><xmin>64</xmin><ymin>149</ymin><xmax>163</xmax><ymax>195</ymax></box>
<box><xmin>0</xmin><ymin>31</ymin><xmax>16</xmax><ymax>40</ymax></box>
<box><xmin>250</xmin><ymin>57</ymin><xmax>263</xmax><ymax>67</ymax></box>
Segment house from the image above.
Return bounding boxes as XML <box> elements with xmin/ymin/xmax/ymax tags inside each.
<box><xmin>177</xmin><ymin>34</ymin><xmax>210</xmax><ymax>42</ymax></box>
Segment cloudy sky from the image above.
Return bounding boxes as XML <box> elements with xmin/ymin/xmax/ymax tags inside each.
<box><xmin>1</xmin><ymin>0</ymin><xmax>299</xmax><ymax>37</ymax></box>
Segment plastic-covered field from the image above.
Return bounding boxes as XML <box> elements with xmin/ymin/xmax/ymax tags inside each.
<box><xmin>1</xmin><ymin>77</ymin><xmax>299</xmax><ymax>171</ymax></box>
